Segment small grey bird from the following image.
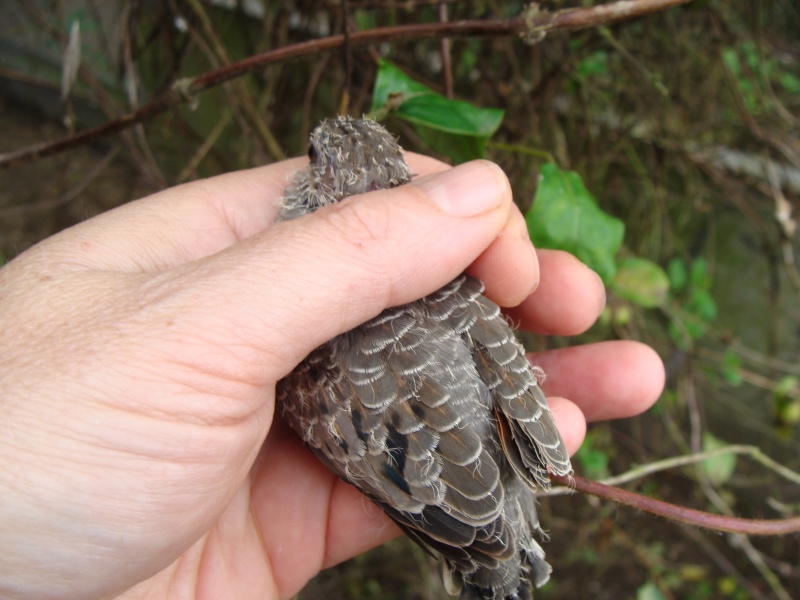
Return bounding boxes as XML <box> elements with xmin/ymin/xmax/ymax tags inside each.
<box><xmin>276</xmin><ymin>116</ymin><xmax>572</xmax><ymax>600</ymax></box>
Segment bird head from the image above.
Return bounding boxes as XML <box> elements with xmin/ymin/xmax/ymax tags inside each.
<box><xmin>278</xmin><ymin>116</ymin><xmax>411</xmax><ymax>221</ymax></box>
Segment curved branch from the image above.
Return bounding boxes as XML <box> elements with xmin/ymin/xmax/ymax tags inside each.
<box><xmin>0</xmin><ymin>0</ymin><xmax>695</xmax><ymax>169</ymax></box>
<box><xmin>551</xmin><ymin>474</ymin><xmax>800</xmax><ymax>536</ymax></box>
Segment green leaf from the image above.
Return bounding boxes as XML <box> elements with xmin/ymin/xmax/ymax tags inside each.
<box><xmin>370</xmin><ymin>60</ymin><xmax>504</xmax><ymax>162</ymax></box>
<box><xmin>686</xmin><ymin>287</ymin><xmax>717</xmax><ymax>322</ymax></box>
<box><xmin>773</xmin><ymin>376</ymin><xmax>800</xmax><ymax>427</ymax></box>
<box><xmin>775</xmin><ymin>374</ymin><xmax>799</xmax><ymax>397</ymax></box>
<box><xmin>397</xmin><ymin>94</ymin><xmax>504</xmax><ymax>137</ymax></box>
<box><xmin>720</xmin><ymin>349</ymin><xmax>743</xmax><ymax>386</ymax></box>
<box><xmin>413</xmin><ymin>124</ymin><xmax>489</xmax><ymax>164</ymax></box>
<box><xmin>678</xmin><ymin>564</ymin><xmax>709</xmax><ymax>583</ymax></box>
<box><xmin>352</xmin><ymin>9</ymin><xmax>377</xmax><ymax>31</ymax></box>
<box><xmin>701</xmin><ymin>433</ymin><xmax>736</xmax><ymax>486</ymax></box>
<box><xmin>689</xmin><ymin>257</ymin><xmax>712</xmax><ymax>291</ymax></box>
<box><xmin>667</xmin><ymin>257</ymin><xmax>687</xmax><ymax>291</ymax></box>
<box><xmin>611</xmin><ymin>304</ymin><xmax>633</xmax><ymax>326</ymax></box>
<box><xmin>779</xmin><ymin>71</ymin><xmax>800</xmax><ymax>95</ymax></box>
<box><xmin>667</xmin><ymin>257</ymin><xmax>716</xmax><ymax>345</ymax></box>
<box><xmin>637</xmin><ymin>582</ymin><xmax>667</xmax><ymax>600</ymax></box>
<box><xmin>576</xmin><ymin>50</ymin><xmax>609</xmax><ymax>78</ymax></box>
<box><xmin>575</xmin><ymin>444</ymin><xmax>610</xmax><ymax>481</ymax></box>
<box><xmin>611</xmin><ymin>257</ymin><xmax>670</xmax><ymax>308</ymax></box>
<box><xmin>574</xmin><ymin>429</ymin><xmax>611</xmax><ymax>480</ymax></box>
<box><xmin>779</xmin><ymin>399</ymin><xmax>800</xmax><ymax>428</ymax></box>
<box><xmin>371</xmin><ymin>60</ymin><xmax>433</xmax><ymax>112</ymax></box>
<box><xmin>526</xmin><ymin>163</ymin><xmax>624</xmax><ymax>284</ymax></box>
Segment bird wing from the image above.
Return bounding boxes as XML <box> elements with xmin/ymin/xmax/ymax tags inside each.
<box><xmin>450</xmin><ymin>276</ymin><xmax>573</xmax><ymax>489</ymax></box>
<box><xmin>277</xmin><ymin>276</ymin><xmax>522</xmax><ymax>571</ymax></box>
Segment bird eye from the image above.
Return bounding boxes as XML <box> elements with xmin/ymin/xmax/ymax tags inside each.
<box><xmin>307</xmin><ymin>144</ymin><xmax>318</xmax><ymax>162</ymax></box>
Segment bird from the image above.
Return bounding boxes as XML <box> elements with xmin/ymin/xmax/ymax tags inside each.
<box><xmin>276</xmin><ymin>116</ymin><xmax>572</xmax><ymax>600</ymax></box>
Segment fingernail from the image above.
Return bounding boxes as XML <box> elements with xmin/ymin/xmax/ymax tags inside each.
<box><xmin>414</xmin><ymin>160</ymin><xmax>507</xmax><ymax>217</ymax></box>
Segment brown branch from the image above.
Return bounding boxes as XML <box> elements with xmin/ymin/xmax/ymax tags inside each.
<box><xmin>551</xmin><ymin>0</ymin><xmax>692</xmax><ymax>30</ymax></box>
<box><xmin>551</xmin><ymin>474</ymin><xmax>800</xmax><ymax>536</ymax></box>
<box><xmin>0</xmin><ymin>0</ymin><xmax>696</xmax><ymax>169</ymax></box>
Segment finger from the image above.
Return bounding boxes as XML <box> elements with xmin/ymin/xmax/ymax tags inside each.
<box><xmin>531</xmin><ymin>341</ymin><xmax>665</xmax><ymax>422</ymax></box>
<box><xmin>258</xmin><ymin>397</ymin><xmax>587</xmax><ymax>594</ymax></box>
<box><xmin>251</xmin><ymin>422</ymin><xmax>400</xmax><ymax>597</ymax></box>
<box><xmin>323</xmin><ymin>478</ymin><xmax>401</xmax><ymax>569</ymax></box>
<box><xmin>323</xmin><ymin>397</ymin><xmax>588</xmax><ymax>565</ymax></box>
<box><xmin>150</xmin><ymin>160</ymin><xmax>514</xmax><ymax>382</ymax></box>
<box><xmin>506</xmin><ymin>249</ymin><xmax>606</xmax><ymax>336</ymax></box>
<box><xmin>465</xmin><ymin>203</ymin><xmax>539</xmax><ymax>308</ymax></box>
<box><xmin>547</xmin><ymin>397</ymin><xmax>587</xmax><ymax>456</ymax></box>
<box><xmin>32</xmin><ymin>153</ymin><xmax>452</xmax><ymax>273</ymax></box>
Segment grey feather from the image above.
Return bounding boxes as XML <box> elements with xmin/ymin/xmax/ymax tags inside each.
<box><xmin>276</xmin><ymin>116</ymin><xmax>572</xmax><ymax>599</ymax></box>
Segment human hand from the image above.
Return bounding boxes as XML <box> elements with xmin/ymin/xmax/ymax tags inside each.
<box><xmin>0</xmin><ymin>155</ymin><xmax>664</xmax><ymax>600</ymax></box>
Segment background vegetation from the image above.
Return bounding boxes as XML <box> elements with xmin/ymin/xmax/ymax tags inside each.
<box><xmin>0</xmin><ymin>1</ymin><xmax>798</xmax><ymax>598</ymax></box>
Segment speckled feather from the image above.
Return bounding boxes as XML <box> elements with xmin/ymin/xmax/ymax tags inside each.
<box><xmin>276</xmin><ymin>116</ymin><xmax>572</xmax><ymax>600</ymax></box>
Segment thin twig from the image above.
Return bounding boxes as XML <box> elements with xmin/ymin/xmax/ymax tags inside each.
<box><xmin>549</xmin><ymin>444</ymin><xmax>800</xmax><ymax>495</ymax></box>
<box><xmin>550</xmin><ymin>473</ymin><xmax>800</xmax><ymax>536</ymax></box>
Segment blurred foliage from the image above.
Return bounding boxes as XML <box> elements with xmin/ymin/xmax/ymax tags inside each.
<box><xmin>612</xmin><ymin>257</ymin><xmax>671</xmax><ymax>308</ymax></box>
<box><xmin>574</xmin><ymin>428</ymin><xmax>613</xmax><ymax>481</ymax></box>
<box><xmin>527</xmin><ymin>162</ymin><xmax>625</xmax><ymax>284</ymax></box>
<box><xmin>667</xmin><ymin>257</ymin><xmax>718</xmax><ymax>348</ymax></box>
<box><xmin>701</xmin><ymin>432</ymin><xmax>738</xmax><ymax>486</ymax></box>
<box><xmin>371</xmin><ymin>59</ymin><xmax>504</xmax><ymax>162</ymax></box>
<box><xmin>1</xmin><ymin>0</ymin><xmax>799</xmax><ymax>598</ymax></box>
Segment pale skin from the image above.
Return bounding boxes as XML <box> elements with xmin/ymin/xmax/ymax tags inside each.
<box><xmin>0</xmin><ymin>155</ymin><xmax>665</xmax><ymax>600</ymax></box>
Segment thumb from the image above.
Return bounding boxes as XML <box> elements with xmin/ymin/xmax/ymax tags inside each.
<box><xmin>170</xmin><ymin>160</ymin><xmax>513</xmax><ymax>381</ymax></box>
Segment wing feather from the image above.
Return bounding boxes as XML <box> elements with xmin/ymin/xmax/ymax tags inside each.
<box><xmin>277</xmin><ymin>274</ymin><xmax>572</xmax><ymax>599</ymax></box>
